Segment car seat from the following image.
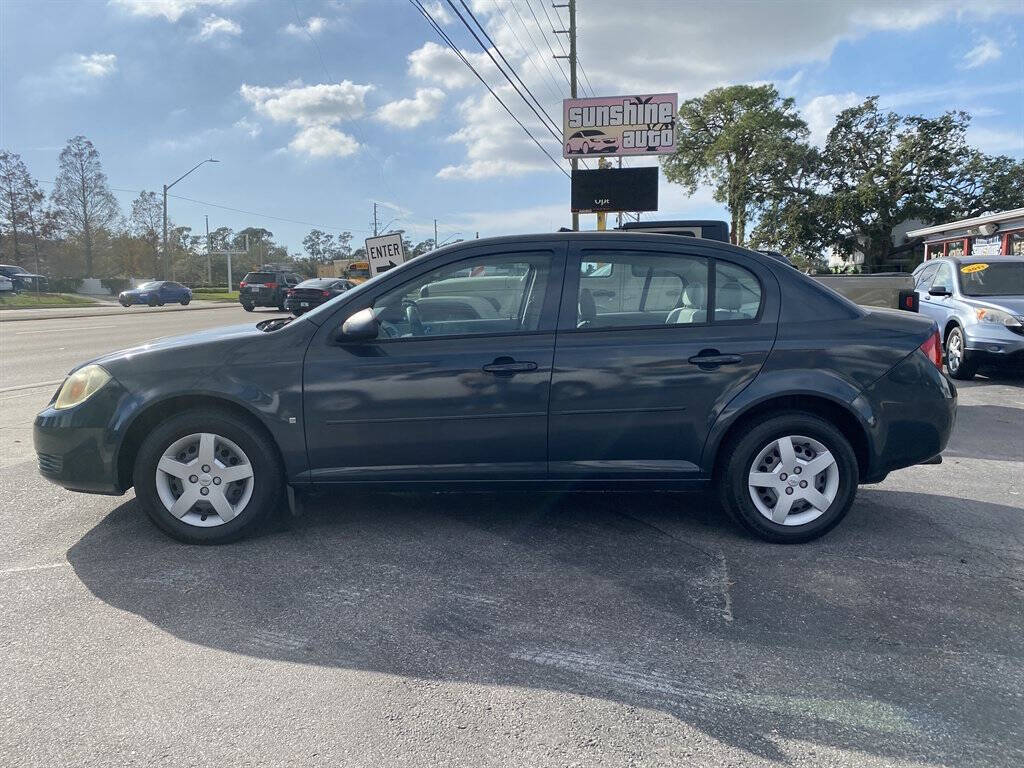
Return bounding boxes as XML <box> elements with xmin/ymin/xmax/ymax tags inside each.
<box><xmin>665</xmin><ymin>282</ymin><xmax>706</xmax><ymax>324</ymax></box>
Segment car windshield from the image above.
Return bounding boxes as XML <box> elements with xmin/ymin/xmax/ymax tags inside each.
<box><xmin>958</xmin><ymin>262</ymin><xmax>1024</xmax><ymax>296</ymax></box>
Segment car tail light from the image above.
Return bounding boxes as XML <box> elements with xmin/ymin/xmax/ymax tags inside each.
<box><xmin>239</xmin><ymin>281</ymin><xmax>247</xmax><ymax>289</ymax></box>
<box><xmin>322</xmin><ymin>290</ymin><xmax>330</xmax><ymax>297</ymax></box>
<box><xmin>920</xmin><ymin>329</ymin><xmax>943</xmax><ymax>370</ymax></box>
<box><xmin>265</xmin><ymin>282</ymin><xmax>277</xmax><ymax>291</ymax></box>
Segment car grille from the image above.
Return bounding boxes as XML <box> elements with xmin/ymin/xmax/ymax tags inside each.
<box><xmin>37</xmin><ymin>452</ymin><xmax>63</xmax><ymax>476</ymax></box>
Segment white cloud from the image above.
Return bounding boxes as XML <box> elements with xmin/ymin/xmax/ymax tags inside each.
<box><xmin>961</xmin><ymin>37</ymin><xmax>1002</xmax><ymax>69</ymax></box>
<box><xmin>968</xmin><ymin>125</ymin><xmax>1024</xmax><ymax>155</ymax></box>
<box><xmin>109</xmin><ymin>0</ymin><xmax>237</xmax><ymax>23</ymax></box>
<box><xmin>407</xmin><ymin>41</ymin><xmax>496</xmax><ymax>89</ymax></box>
<box><xmin>803</xmin><ymin>92</ymin><xmax>861</xmax><ymax>146</ymax></box>
<box><xmin>288</xmin><ymin>125</ymin><xmax>359</xmax><ymax>158</ymax></box>
<box><xmin>422</xmin><ymin>1</ymin><xmax>452</xmax><ymax>25</ymax></box>
<box><xmin>233</xmin><ymin>117</ymin><xmax>261</xmax><ymax>138</ymax></box>
<box><xmin>27</xmin><ymin>52</ymin><xmax>118</xmax><ymax>94</ymax></box>
<box><xmin>376</xmin><ymin>88</ymin><xmax>445</xmax><ymax>127</ymax></box>
<box><xmin>72</xmin><ymin>52</ymin><xmax>118</xmax><ymax>79</ymax></box>
<box><xmin>194</xmin><ymin>14</ymin><xmax>240</xmax><ymax>40</ymax></box>
<box><xmin>240</xmin><ymin>79</ymin><xmax>372</xmax><ymax>159</ymax></box>
<box><xmin>283</xmin><ymin>16</ymin><xmax>328</xmax><ymax>37</ymax></box>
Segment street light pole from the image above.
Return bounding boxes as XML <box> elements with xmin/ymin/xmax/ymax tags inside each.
<box><xmin>162</xmin><ymin>158</ymin><xmax>219</xmax><ymax>279</ymax></box>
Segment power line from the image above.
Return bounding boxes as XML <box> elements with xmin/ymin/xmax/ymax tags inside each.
<box><xmin>492</xmin><ymin>1</ymin><xmax>566</xmax><ymax>106</ymax></box>
<box><xmin>449</xmin><ymin>0</ymin><xmax>562</xmax><ymax>141</ymax></box>
<box><xmin>410</xmin><ymin>0</ymin><xmax>570</xmax><ymax>179</ymax></box>
<box><xmin>542</xmin><ymin>0</ymin><xmax>595</xmax><ymax>96</ymax></box>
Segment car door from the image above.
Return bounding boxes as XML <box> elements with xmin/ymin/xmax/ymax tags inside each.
<box><xmin>921</xmin><ymin>261</ymin><xmax>955</xmax><ymax>327</ymax></box>
<box><xmin>548</xmin><ymin>241</ymin><xmax>779</xmax><ymax>479</ymax></box>
<box><xmin>302</xmin><ymin>243</ymin><xmax>566</xmax><ymax>482</ymax></box>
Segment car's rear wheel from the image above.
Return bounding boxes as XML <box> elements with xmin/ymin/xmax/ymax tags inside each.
<box><xmin>945</xmin><ymin>326</ymin><xmax>977</xmax><ymax>380</ymax></box>
<box><xmin>241</xmin><ymin>302</ymin><xmax>254</xmax><ymax>312</ymax></box>
<box><xmin>716</xmin><ymin>412</ymin><xmax>858</xmax><ymax>543</ymax></box>
<box><xmin>133</xmin><ymin>409</ymin><xmax>283</xmax><ymax>544</ymax></box>
<box><xmin>148</xmin><ymin>296</ymin><xmax>158</xmax><ymax>307</ymax></box>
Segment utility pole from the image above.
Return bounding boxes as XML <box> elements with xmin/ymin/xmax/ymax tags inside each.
<box><xmin>205</xmin><ymin>214</ymin><xmax>212</xmax><ymax>284</ymax></box>
<box><xmin>617</xmin><ymin>157</ymin><xmax>623</xmax><ymax>229</ymax></box>
<box><xmin>372</xmin><ymin>202</ymin><xmax>379</xmax><ymax>236</ymax></box>
<box><xmin>434</xmin><ymin>218</ymin><xmax>438</xmax><ymax>248</ymax></box>
<box><xmin>554</xmin><ymin>0</ymin><xmax>578</xmax><ymax>230</ymax></box>
<box><xmin>162</xmin><ymin>158</ymin><xmax>218</xmax><ymax>280</ymax></box>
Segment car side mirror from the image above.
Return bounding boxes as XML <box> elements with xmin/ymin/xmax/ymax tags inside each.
<box><xmin>928</xmin><ymin>286</ymin><xmax>951</xmax><ymax>297</ymax></box>
<box><xmin>338</xmin><ymin>307</ymin><xmax>379</xmax><ymax>341</ymax></box>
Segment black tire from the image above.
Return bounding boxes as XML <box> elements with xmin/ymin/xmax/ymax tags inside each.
<box><xmin>180</xmin><ymin>297</ymin><xmax>190</xmax><ymax>305</ymax></box>
<box><xmin>716</xmin><ymin>411</ymin><xmax>859</xmax><ymax>543</ymax></box>
<box><xmin>241</xmin><ymin>302</ymin><xmax>254</xmax><ymax>312</ymax></box>
<box><xmin>120</xmin><ymin>299</ymin><xmax>130</xmax><ymax>307</ymax></box>
<box><xmin>945</xmin><ymin>326</ymin><xmax>978</xmax><ymax>380</ymax></box>
<box><xmin>133</xmin><ymin>408</ymin><xmax>283</xmax><ymax>544</ymax></box>
<box><xmin>148</xmin><ymin>297</ymin><xmax>159</xmax><ymax>307</ymax></box>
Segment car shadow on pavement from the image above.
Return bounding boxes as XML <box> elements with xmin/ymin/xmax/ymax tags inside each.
<box><xmin>66</xmin><ymin>488</ymin><xmax>1024</xmax><ymax>764</ymax></box>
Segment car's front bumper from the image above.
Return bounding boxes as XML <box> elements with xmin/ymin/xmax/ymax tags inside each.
<box><xmin>33</xmin><ymin>380</ymin><xmax>129</xmax><ymax>496</ymax></box>
<box><xmin>964</xmin><ymin>325</ymin><xmax>1024</xmax><ymax>361</ymax></box>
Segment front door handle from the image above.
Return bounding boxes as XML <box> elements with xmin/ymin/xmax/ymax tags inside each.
<box><xmin>688</xmin><ymin>351</ymin><xmax>743</xmax><ymax>368</ymax></box>
<box><xmin>482</xmin><ymin>357</ymin><xmax>538</xmax><ymax>376</ymax></box>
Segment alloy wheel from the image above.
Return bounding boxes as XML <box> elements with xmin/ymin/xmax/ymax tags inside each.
<box><xmin>946</xmin><ymin>330</ymin><xmax>963</xmax><ymax>373</ymax></box>
<box><xmin>747</xmin><ymin>435</ymin><xmax>839</xmax><ymax>526</ymax></box>
<box><xmin>154</xmin><ymin>432</ymin><xmax>254</xmax><ymax>527</ymax></box>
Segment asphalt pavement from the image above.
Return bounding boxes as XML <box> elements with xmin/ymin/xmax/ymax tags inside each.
<box><xmin>1</xmin><ymin>308</ymin><xmax>1022</xmax><ymax>767</ymax></box>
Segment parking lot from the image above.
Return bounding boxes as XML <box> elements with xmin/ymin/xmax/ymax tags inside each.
<box><xmin>1</xmin><ymin>306</ymin><xmax>1022</xmax><ymax>767</ymax></box>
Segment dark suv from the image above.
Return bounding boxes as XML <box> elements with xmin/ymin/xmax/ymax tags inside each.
<box><xmin>0</xmin><ymin>264</ymin><xmax>49</xmax><ymax>292</ymax></box>
<box><xmin>238</xmin><ymin>270</ymin><xmax>301</xmax><ymax>311</ymax></box>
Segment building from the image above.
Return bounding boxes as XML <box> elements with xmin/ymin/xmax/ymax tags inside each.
<box><xmin>907</xmin><ymin>208</ymin><xmax>1024</xmax><ymax>261</ymax></box>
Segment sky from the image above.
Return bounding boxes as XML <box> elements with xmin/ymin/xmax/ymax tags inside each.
<box><xmin>1</xmin><ymin>0</ymin><xmax>1022</xmax><ymax>254</ymax></box>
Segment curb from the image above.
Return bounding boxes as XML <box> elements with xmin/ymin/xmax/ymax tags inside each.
<box><xmin>0</xmin><ymin>301</ymin><xmax>239</xmax><ymax>323</ymax></box>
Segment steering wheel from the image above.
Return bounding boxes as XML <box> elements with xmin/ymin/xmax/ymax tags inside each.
<box><xmin>404</xmin><ymin>301</ymin><xmax>425</xmax><ymax>336</ymax></box>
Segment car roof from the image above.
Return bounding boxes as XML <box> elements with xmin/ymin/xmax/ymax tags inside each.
<box><xmin>952</xmin><ymin>255</ymin><xmax>1024</xmax><ymax>265</ymax></box>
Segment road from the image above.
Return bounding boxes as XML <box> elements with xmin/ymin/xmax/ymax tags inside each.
<box><xmin>1</xmin><ymin>308</ymin><xmax>1022</xmax><ymax>767</ymax></box>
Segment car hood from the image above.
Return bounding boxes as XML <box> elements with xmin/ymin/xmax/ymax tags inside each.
<box><xmin>75</xmin><ymin>323</ymin><xmax>267</xmax><ymax>376</ymax></box>
<box><xmin>963</xmin><ymin>296</ymin><xmax>1024</xmax><ymax>315</ymax></box>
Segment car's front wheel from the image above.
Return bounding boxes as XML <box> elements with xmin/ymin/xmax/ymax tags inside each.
<box><xmin>717</xmin><ymin>412</ymin><xmax>858</xmax><ymax>543</ymax></box>
<box><xmin>133</xmin><ymin>409</ymin><xmax>283</xmax><ymax>544</ymax></box>
<box><xmin>945</xmin><ymin>326</ymin><xmax>978</xmax><ymax>380</ymax></box>
<box><xmin>180</xmin><ymin>296</ymin><xmax>190</xmax><ymax>305</ymax></box>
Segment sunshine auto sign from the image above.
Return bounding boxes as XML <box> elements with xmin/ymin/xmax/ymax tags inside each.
<box><xmin>562</xmin><ymin>93</ymin><xmax>677</xmax><ymax>158</ymax></box>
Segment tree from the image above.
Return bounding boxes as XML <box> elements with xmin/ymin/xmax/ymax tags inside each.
<box><xmin>302</xmin><ymin>228</ymin><xmax>335</xmax><ymax>262</ymax></box>
<box><xmin>129</xmin><ymin>191</ymin><xmax>163</xmax><ymax>277</ymax></box>
<box><xmin>50</xmin><ymin>136</ymin><xmax>120</xmax><ymax>276</ymax></box>
<box><xmin>662</xmin><ymin>85</ymin><xmax>807</xmax><ymax>246</ymax></box>
<box><xmin>0</xmin><ymin>151</ymin><xmax>53</xmax><ymax>273</ymax></box>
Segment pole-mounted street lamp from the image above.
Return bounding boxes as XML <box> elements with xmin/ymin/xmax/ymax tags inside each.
<box><xmin>437</xmin><ymin>232</ymin><xmax>462</xmax><ymax>247</ymax></box>
<box><xmin>163</xmin><ymin>158</ymin><xmax>219</xmax><ymax>279</ymax></box>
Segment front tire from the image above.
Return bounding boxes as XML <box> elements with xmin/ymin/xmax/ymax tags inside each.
<box><xmin>945</xmin><ymin>326</ymin><xmax>977</xmax><ymax>380</ymax></box>
<box><xmin>133</xmin><ymin>409</ymin><xmax>283</xmax><ymax>544</ymax></box>
<box><xmin>716</xmin><ymin>412</ymin><xmax>859</xmax><ymax>543</ymax></box>
<box><xmin>180</xmin><ymin>297</ymin><xmax>190</xmax><ymax>305</ymax></box>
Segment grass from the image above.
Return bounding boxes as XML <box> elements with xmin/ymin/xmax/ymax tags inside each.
<box><xmin>191</xmin><ymin>290</ymin><xmax>239</xmax><ymax>302</ymax></box>
<box><xmin>0</xmin><ymin>292</ymin><xmax>99</xmax><ymax>310</ymax></box>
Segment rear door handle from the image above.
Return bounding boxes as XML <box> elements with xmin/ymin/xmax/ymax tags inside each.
<box><xmin>482</xmin><ymin>358</ymin><xmax>538</xmax><ymax>375</ymax></box>
<box><xmin>687</xmin><ymin>353</ymin><xmax>743</xmax><ymax>367</ymax></box>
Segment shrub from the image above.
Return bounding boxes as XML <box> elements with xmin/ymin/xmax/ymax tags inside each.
<box><xmin>46</xmin><ymin>277</ymin><xmax>84</xmax><ymax>293</ymax></box>
<box><xmin>101</xmin><ymin>277</ymin><xmax>130</xmax><ymax>295</ymax></box>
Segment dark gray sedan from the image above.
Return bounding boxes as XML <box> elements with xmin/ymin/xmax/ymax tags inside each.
<box><xmin>34</xmin><ymin>232</ymin><xmax>956</xmax><ymax>544</ymax></box>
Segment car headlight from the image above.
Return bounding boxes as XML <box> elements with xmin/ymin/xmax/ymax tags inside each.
<box><xmin>55</xmin><ymin>365</ymin><xmax>111</xmax><ymax>410</ymax></box>
<box><xmin>976</xmin><ymin>308</ymin><xmax>1023</xmax><ymax>328</ymax></box>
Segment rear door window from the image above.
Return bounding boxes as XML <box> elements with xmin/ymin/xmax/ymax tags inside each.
<box><xmin>714</xmin><ymin>261</ymin><xmax>762</xmax><ymax>321</ymax></box>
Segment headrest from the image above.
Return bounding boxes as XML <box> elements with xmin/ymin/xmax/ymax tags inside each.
<box><xmin>718</xmin><ymin>281</ymin><xmax>743</xmax><ymax>311</ymax></box>
<box><xmin>682</xmin><ymin>282</ymin><xmax>705</xmax><ymax>307</ymax></box>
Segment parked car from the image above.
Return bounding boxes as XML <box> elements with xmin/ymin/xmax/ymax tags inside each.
<box><xmin>0</xmin><ymin>274</ymin><xmax>14</xmax><ymax>293</ymax></box>
<box><xmin>35</xmin><ymin>232</ymin><xmax>955</xmax><ymax>545</ymax></box>
<box><xmin>239</xmin><ymin>270</ymin><xmax>301</xmax><ymax>311</ymax></box>
<box><xmin>285</xmin><ymin>278</ymin><xmax>354</xmax><ymax>315</ymax></box>
<box><xmin>0</xmin><ymin>264</ymin><xmax>49</xmax><ymax>292</ymax></box>
<box><xmin>913</xmin><ymin>256</ymin><xmax>1024</xmax><ymax>379</ymax></box>
<box><xmin>118</xmin><ymin>281</ymin><xmax>192</xmax><ymax>307</ymax></box>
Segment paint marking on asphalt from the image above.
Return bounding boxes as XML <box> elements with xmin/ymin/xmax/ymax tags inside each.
<box><xmin>0</xmin><ymin>379</ymin><xmax>63</xmax><ymax>394</ymax></box>
<box><xmin>0</xmin><ymin>562</ymin><xmax>68</xmax><ymax>575</ymax></box>
<box><xmin>14</xmin><ymin>324</ymin><xmax>117</xmax><ymax>335</ymax></box>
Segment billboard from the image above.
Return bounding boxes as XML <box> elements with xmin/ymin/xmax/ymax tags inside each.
<box><xmin>571</xmin><ymin>167</ymin><xmax>658</xmax><ymax>213</ymax></box>
<box><xmin>562</xmin><ymin>93</ymin><xmax>677</xmax><ymax>158</ymax></box>
<box><xmin>364</xmin><ymin>233</ymin><xmax>407</xmax><ymax>277</ymax></box>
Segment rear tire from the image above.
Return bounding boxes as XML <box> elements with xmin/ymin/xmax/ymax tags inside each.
<box><xmin>716</xmin><ymin>412</ymin><xmax>859</xmax><ymax>543</ymax></box>
<box><xmin>241</xmin><ymin>302</ymin><xmax>254</xmax><ymax>312</ymax></box>
<box><xmin>133</xmin><ymin>408</ymin><xmax>283</xmax><ymax>544</ymax></box>
<box><xmin>945</xmin><ymin>326</ymin><xmax>977</xmax><ymax>380</ymax></box>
